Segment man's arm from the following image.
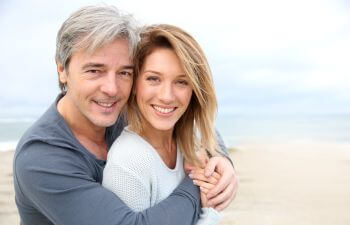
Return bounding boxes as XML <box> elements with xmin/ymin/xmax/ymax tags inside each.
<box><xmin>215</xmin><ymin>129</ymin><xmax>233</xmax><ymax>164</ymax></box>
<box><xmin>14</xmin><ymin>142</ymin><xmax>200</xmax><ymax>225</ymax></box>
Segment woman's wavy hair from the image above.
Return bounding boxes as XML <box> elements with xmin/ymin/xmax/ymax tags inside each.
<box><xmin>128</xmin><ymin>24</ymin><xmax>221</xmax><ymax>165</ymax></box>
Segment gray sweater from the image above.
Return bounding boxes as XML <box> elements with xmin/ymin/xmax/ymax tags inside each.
<box><xmin>13</xmin><ymin>95</ymin><xmax>201</xmax><ymax>225</ymax></box>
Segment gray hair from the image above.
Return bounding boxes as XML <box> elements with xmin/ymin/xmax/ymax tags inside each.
<box><xmin>55</xmin><ymin>4</ymin><xmax>139</xmax><ymax>91</ymax></box>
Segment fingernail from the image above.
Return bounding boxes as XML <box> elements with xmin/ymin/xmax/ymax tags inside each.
<box><xmin>193</xmin><ymin>180</ymin><xmax>197</xmax><ymax>185</ymax></box>
<box><xmin>188</xmin><ymin>173</ymin><xmax>193</xmax><ymax>178</ymax></box>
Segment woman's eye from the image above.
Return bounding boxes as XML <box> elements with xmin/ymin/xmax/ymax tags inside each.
<box><xmin>146</xmin><ymin>76</ymin><xmax>159</xmax><ymax>82</ymax></box>
<box><xmin>177</xmin><ymin>80</ymin><xmax>188</xmax><ymax>85</ymax></box>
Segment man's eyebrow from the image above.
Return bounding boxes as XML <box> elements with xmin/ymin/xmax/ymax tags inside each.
<box><xmin>81</xmin><ymin>63</ymin><xmax>134</xmax><ymax>70</ymax></box>
<box><xmin>81</xmin><ymin>63</ymin><xmax>105</xmax><ymax>70</ymax></box>
<box><xmin>121</xmin><ymin>65</ymin><xmax>134</xmax><ymax>70</ymax></box>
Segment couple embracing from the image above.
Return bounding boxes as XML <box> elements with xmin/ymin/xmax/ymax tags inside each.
<box><xmin>14</xmin><ymin>5</ymin><xmax>237</xmax><ymax>225</ymax></box>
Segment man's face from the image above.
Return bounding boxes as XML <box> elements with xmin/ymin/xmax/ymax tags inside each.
<box><xmin>58</xmin><ymin>38</ymin><xmax>133</xmax><ymax>130</ymax></box>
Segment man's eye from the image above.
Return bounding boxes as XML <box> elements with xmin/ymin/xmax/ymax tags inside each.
<box><xmin>86</xmin><ymin>69</ymin><xmax>104</xmax><ymax>75</ymax></box>
<box><xmin>120</xmin><ymin>71</ymin><xmax>132</xmax><ymax>76</ymax></box>
<box><xmin>87</xmin><ymin>70</ymin><xmax>99</xmax><ymax>73</ymax></box>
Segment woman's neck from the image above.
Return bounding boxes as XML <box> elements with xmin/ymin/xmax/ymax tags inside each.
<box><xmin>138</xmin><ymin>123</ymin><xmax>177</xmax><ymax>169</ymax></box>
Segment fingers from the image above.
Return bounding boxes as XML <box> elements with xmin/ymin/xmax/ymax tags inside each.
<box><xmin>214</xmin><ymin>181</ymin><xmax>238</xmax><ymax>211</ymax></box>
<box><xmin>207</xmin><ymin>179</ymin><xmax>234</xmax><ymax>205</ymax></box>
<box><xmin>190</xmin><ymin>155</ymin><xmax>238</xmax><ymax>211</ymax></box>
<box><xmin>191</xmin><ymin>168</ymin><xmax>221</xmax><ymax>180</ymax></box>
<box><xmin>209</xmin><ymin>177</ymin><xmax>238</xmax><ymax>211</ymax></box>
<box><xmin>190</xmin><ymin>169</ymin><xmax>220</xmax><ymax>184</ymax></box>
<box><xmin>206</xmin><ymin>171</ymin><xmax>231</xmax><ymax>199</ymax></box>
<box><xmin>193</xmin><ymin>179</ymin><xmax>216</xmax><ymax>190</ymax></box>
<box><xmin>200</xmin><ymin>190</ymin><xmax>208</xmax><ymax>207</ymax></box>
<box><xmin>214</xmin><ymin>189</ymin><xmax>236</xmax><ymax>211</ymax></box>
<box><xmin>206</xmin><ymin>157</ymin><xmax>236</xmax><ymax>199</ymax></box>
<box><xmin>199</xmin><ymin>187</ymin><xmax>210</xmax><ymax>194</ymax></box>
<box><xmin>198</xmin><ymin>178</ymin><xmax>237</xmax><ymax>211</ymax></box>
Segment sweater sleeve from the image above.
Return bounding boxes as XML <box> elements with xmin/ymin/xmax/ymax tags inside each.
<box><xmin>196</xmin><ymin>208</ymin><xmax>221</xmax><ymax>225</ymax></box>
<box><xmin>14</xmin><ymin>141</ymin><xmax>201</xmax><ymax>225</ymax></box>
<box><xmin>216</xmin><ymin>129</ymin><xmax>234</xmax><ymax>166</ymax></box>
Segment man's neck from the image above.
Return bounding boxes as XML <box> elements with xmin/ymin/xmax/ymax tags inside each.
<box><xmin>57</xmin><ymin>95</ymin><xmax>108</xmax><ymax>160</ymax></box>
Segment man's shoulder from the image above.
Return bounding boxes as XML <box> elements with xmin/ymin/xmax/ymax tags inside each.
<box><xmin>16</xmin><ymin>100</ymin><xmax>77</xmax><ymax>155</ymax></box>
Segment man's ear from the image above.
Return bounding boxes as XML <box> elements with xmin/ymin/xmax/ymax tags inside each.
<box><xmin>57</xmin><ymin>63</ymin><xmax>68</xmax><ymax>84</ymax></box>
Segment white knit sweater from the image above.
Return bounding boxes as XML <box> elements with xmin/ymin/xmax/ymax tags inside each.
<box><xmin>102</xmin><ymin>127</ymin><xmax>220</xmax><ymax>225</ymax></box>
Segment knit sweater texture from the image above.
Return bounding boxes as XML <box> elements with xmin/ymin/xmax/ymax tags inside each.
<box><xmin>103</xmin><ymin>127</ymin><xmax>220</xmax><ymax>225</ymax></box>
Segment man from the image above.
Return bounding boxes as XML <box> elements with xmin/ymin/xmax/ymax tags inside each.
<box><xmin>13</xmin><ymin>5</ymin><xmax>237</xmax><ymax>225</ymax></box>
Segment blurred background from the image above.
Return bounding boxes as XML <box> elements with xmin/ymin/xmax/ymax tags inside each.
<box><xmin>1</xmin><ymin>0</ymin><xmax>349</xmax><ymax>149</ymax></box>
<box><xmin>1</xmin><ymin>0</ymin><xmax>350</xmax><ymax>224</ymax></box>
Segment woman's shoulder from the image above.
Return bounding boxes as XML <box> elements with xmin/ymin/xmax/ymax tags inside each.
<box><xmin>106</xmin><ymin>127</ymin><xmax>156</xmax><ymax>171</ymax></box>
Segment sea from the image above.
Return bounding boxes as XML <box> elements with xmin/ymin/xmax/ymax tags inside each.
<box><xmin>1</xmin><ymin>114</ymin><xmax>350</xmax><ymax>152</ymax></box>
<box><xmin>215</xmin><ymin>114</ymin><xmax>350</xmax><ymax>147</ymax></box>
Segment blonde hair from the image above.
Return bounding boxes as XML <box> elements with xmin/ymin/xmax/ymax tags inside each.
<box><xmin>128</xmin><ymin>24</ymin><xmax>220</xmax><ymax>165</ymax></box>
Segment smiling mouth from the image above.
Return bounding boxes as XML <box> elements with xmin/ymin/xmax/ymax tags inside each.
<box><xmin>152</xmin><ymin>105</ymin><xmax>176</xmax><ymax>114</ymax></box>
<box><xmin>94</xmin><ymin>101</ymin><xmax>116</xmax><ymax>108</ymax></box>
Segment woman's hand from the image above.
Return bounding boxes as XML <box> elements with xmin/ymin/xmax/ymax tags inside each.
<box><xmin>188</xmin><ymin>156</ymin><xmax>238</xmax><ymax>211</ymax></box>
<box><xmin>190</xmin><ymin>169</ymin><xmax>221</xmax><ymax>208</ymax></box>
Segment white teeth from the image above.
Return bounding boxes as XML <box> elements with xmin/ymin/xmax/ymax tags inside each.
<box><xmin>97</xmin><ymin>102</ymin><xmax>113</xmax><ymax>107</ymax></box>
<box><xmin>153</xmin><ymin>105</ymin><xmax>175</xmax><ymax>114</ymax></box>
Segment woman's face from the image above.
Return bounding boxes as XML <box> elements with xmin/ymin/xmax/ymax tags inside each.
<box><xmin>136</xmin><ymin>47</ymin><xmax>193</xmax><ymax>133</ymax></box>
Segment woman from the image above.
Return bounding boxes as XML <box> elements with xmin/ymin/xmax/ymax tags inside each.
<box><xmin>103</xmin><ymin>24</ymin><xmax>222</xmax><ymax>224</ymax></box>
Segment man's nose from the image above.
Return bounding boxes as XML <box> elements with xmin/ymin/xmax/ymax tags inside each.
<box><xmin>101</xmin><ymin>73</ymin><xmax>118</xmax><ymax>96</ymax></box>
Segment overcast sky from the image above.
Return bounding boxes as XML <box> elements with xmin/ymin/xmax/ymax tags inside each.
<box><xmin>1</xmin><ymin>0</ymin><xmax>349</xmax><ymax>118</ymax></box>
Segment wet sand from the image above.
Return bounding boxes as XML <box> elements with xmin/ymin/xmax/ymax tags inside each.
<box><xmin>2</xmin><ymin>141</ymin><xmax>350</xmax><ymax>225</ymax></box>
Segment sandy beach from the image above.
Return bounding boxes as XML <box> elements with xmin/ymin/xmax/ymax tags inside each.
<box><xmin>2</xmin><ymin>141</ymin><xmax>350</xmax><ymax>225</ymax></box>
<box><xmin>0</xmin><ymin>150</ymin><xmax>19</xmax><ymax>225</ymax></box>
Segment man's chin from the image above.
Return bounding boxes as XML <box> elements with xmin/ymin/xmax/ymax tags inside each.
<box><xmin>90</xmin><ymin>116</ymin><xmax>119</xmax><ymax>128</ymax></box>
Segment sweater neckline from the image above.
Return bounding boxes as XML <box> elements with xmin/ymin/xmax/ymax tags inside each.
<box><xmin>124</xmin><ymin>126</ymin><xmax>182</xmax><ymax>172</ymax></box>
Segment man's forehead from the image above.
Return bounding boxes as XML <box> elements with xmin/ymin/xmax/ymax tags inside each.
<box><xmin>75</xmin><ymin>37</ymin><xmax>131</xmax><ymax>55</ymax></box>
<box><xmin>71</xmin><ymin>40</ymin><xmax>132</xmax><ymax>62</ymax></box>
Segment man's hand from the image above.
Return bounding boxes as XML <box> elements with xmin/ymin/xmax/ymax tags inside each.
<box><xmin>190</xmin><ymin>170</ymin><xmax>220</xmax><ymax>207</ymax></box>
<box><xmin>188</xmin><ymin>156</ymin><xmax>238</xmax><ymax>211</ymax></box>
